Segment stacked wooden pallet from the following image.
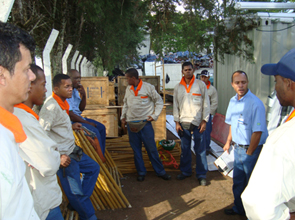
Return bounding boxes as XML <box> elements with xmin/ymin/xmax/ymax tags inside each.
<box><xmin>59</xmin><ymin>130</ymin><xmax>131</xmax><ymax>219</ymax></box>
<box><xmin>106</xmin><ymin>135</ymin><xmax>181</xmax><ymax>174</ymax></box>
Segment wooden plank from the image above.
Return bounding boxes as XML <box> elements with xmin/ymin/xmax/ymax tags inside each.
<box><xmin>117</xmin><ymin>76</ymin><xmax>161</xmax><ymax>106</ymax></box>
<box><xmin>81</xmin><ymin>107</ymin><xmax>118</xmax><ymax>137</ymax></box>
<box><xmin>152</xmin><ymin>106</ymin><xmax>166</xmax><ymax>141</ymax></box>
<box><xmin>81</xmin><ymin>77</ymin><xmax>109</xmax><ymax>106</ymax></box>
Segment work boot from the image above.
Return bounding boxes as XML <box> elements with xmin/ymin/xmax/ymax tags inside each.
<box><xmin>176</xmin><ymin>173</ymin><xmax>191</xmax><ymax>180</ymax></box>
<box><xmin>137</xmin><ymin>175</ymin><xmax>145</xmax><ymax>182</ymax></box>
<box><xmin>158</xmin><ymin>173</ymin><xmax>171</xmax><ymax>180</ymax></box>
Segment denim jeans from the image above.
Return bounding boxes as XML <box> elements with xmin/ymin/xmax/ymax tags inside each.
<box><xmin>57</xmin><ymin>152</ymin><xmax>100</xmax><ymax>220</ymax></box>
<box><xmin>204</xmin><ymin>114</ymin><xmax>212</xmax><ymax>151</ymax></box>
<box><xmin>180</xmin><ymin>125</ymin><xmax>208</xmax><ymax>179</ymax></box>
<box><xmin>232</xmin><ymin>145</ymin><xmax>262</xmax><ymax>215</ymax></box>
<box><xmin>46</xmin><ymin>206</ymin><xmax>64</xmax><ymax>220</ymax></box>
<box><xmin>127</xmin><ymin>122</ymin><xmax>166</xmax><ymax>176</ymax></box>
<box><xmin>81</xmin><ymin>118</ymin><xmax>106</xmax><ymax>154</ymax></box>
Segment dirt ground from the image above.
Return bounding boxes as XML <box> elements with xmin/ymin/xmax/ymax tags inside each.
<box><xmin>96</xmin><ymin>171</ymin><xmax>247</xmax><ymax>220</ymax></box>
<box><xmin>96</xmin><ymin>102</ymin><xmax>246</xmax><ymax>220</ymax></box>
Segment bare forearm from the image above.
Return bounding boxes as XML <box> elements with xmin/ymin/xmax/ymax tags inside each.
<box><xmin>247</xmin><ymin>132</ymin><xmax>262</xmax><ymax>155</ymax></box>
<box><xmin>69</xmin><ymin>111</ymin><xmax>88</xmax><ymax>124</ymax></box>
<box><xmin>223</xmin><ymin>126</ymin><xmax>232</xmax><ymax>153</ymax></box>
<box><xmin>226</xmin><ymin>126</ymin><xmax>232</xmax><ymax>145</ymax></box>
<box><xmin>79</xmin><ymin>95</ymin><xmax>86</xmax><ymax>111</ymax></box>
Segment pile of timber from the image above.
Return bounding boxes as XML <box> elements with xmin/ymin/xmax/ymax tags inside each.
<box><xmin>60</xmin><ymin>130</ymin><xmax>131</xmax><ymax>219</ymax></box>
<box><xmin>106</xmin><ymin>135</ymin><xmax>181</xmax><ymax>174</ymax></box>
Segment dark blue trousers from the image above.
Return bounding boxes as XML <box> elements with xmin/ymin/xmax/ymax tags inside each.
<box><xmin>57</xmin><ymin>152</ymin><xmax>100</xmax><ymax>220</ymax></box>
<box><xmin>180</xmin><ymin>126</ymin><xmax>208</xmax><ymax>179</ymax></box>
<box><xmin>127</xmin><ymin>122</ymin><xmax>166</xmax><ymax>176</ymax></box>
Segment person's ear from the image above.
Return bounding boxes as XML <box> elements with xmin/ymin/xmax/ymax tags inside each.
<box><xmin>287</xmin><ymin>78</ymin><xmax>295</xmax><ymax>90</ymax></box>
<box><xmin>0</xmin><ymin>66</ymin><xmax>7</xmax><ymax>86</ymax></box>
<box><xmin>53</xmin><ymin>86</ymin><xmax>59</xmax><ymax>93</ymax></box>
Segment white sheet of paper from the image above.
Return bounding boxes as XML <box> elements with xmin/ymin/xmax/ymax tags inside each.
<box><xmin>214</xmin><ymin>147</ymin><xmax>234</xmax><ymax>176</ymax></box>
<box><xmin>207</xmin><ymin>154</ymin><xmax>218</xmax><ymax>171</ymax></box>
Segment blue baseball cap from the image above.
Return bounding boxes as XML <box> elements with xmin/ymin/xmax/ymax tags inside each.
<box><xmin>200</xmin><ymin>70</ymin><xmax>210</xmax><ymax>77</ymax></box>
<box><xmin>261</xmin><ymin>48</ymin><xmax>295</xmax><ymax>81</ymax></box>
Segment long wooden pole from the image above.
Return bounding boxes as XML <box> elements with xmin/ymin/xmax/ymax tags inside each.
<box><xmin>74</xmin><ymin>131</ymin><xmax>131</xmax><ymax>208</ymax></box>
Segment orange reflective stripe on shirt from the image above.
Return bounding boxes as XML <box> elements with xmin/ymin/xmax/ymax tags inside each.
<box><xmin>192</xmin><ymin>93</ymin><xmax>201</xmax><ymax>96</ymax></box>
<box><xmin>285</xmin><ymin>109</ymin><xmax>295</xmax><ymax>123</ymax></box>
<box><xmin>14</xmin><ymin>103</ymin><xmax>39</xmax><ymax>121</ymax></box>
<box><xmin>130</xmin><ymin>79</ymin><xmax>143</xmax><ymax>96</ymax></box>
<box><xmin>141</xmin><ymin>96</ymin><xmax>148</xmax><ymax>98</ymax></box>
<box><xmin>0</xmin><ymin>106</ymin><xmax>27</xmax><ymax>143</ymax></box>
<box><xmin>179</xmin><ymin>75</ymin><xmax>195</xmax><ymax>93</ymax></box>
<box><xmin>52</xmin><ymin>92</ymin><xmax>70</xmax><ymax>115</ymax></box>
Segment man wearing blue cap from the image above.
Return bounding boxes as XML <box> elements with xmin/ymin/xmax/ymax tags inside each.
<box><xmin>223</xmin><ymin>70</ymin><xmax>268</xmax><ymax>216</ymax></box>
<box><xmin>242</xmin><ymin>48</ymin><xmax>295</xmax><ymax>220</ymax></box>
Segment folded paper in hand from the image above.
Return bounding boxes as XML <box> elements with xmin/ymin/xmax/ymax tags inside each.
<box><xmin>214</xmin><ymin>147</ymin><xmax>234</xmax><ymax>176</ymax></box>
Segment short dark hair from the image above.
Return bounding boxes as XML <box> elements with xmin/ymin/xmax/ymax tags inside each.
<box><xmin>68</xmin><ymin>69</ymin><xmax>80</xmax><ymax>77</ymax></box>
<box><xmin>0</xmin><ymin>22</ymin><xmax>36</xmax><ymax>75</ymax></box>
<box><xmin>182</xmin><ymin>62</ymin><xmax>193</xmax><ymax>70</ymax></box>
<box><xmin>125</xmin><ymin>68</ymin><xmax>139</xmax><ymax>79</ymax></box>
<box><xmin>30</xmin><ymin>64</ymin><xmax>43</xmax><ymax>83</ymax></box>
<box><xmin>53</xmin><ymin>74</ymin><xmax>71</xmax><ymax>88</ymax></box>
<box><xmin>231</xmin><ymin>70</ymin><xmax>248</xmax><ymax>82</ymax></box>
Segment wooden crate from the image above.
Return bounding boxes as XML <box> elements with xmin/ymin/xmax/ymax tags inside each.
<box><xmin>81</xmin><ymin>106</ymin><xmax>118</xmax><ymax>137</ymax></box>
<box><xmin>108</xmin><ymin>82</ymin><xmax>115</xmax><ymax>101</ymax></box>
<box><xmin>117</xmin><ymin>76</ymin><xmax>161</xmax><ymax>106</ymax></box>
<box><xmin>81</xmin><ymin>77</ymin><xmax>109</xmax><ymax>106</ymax></box>
<box><xmin>152</xmin><ymin>106</ymin><xmax>166</xmax><ymax>141</ymax></box>
<box><xmin>108</xmin><ymin>81</ymin><xmax>116</xmax><ymax>105</ymax></box>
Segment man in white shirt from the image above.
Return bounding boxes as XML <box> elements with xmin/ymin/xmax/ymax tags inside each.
<box><xmin>14</xmin><ymin>64</ymin><xmax>70</xmax><ymax>220</ymax></box>
<box><xmin>121</xmin><ymin>68</ymin><xmax>171</xmax><ymax>182</ymax></box>
<box><xmin>39</xmin><ymin>74</ymin><xmax>100</xmax><ymax>220</ymax></box>
<box><xmin>173</xmin><ymin>62</ymin><xmax>210</xmax><ymax>186</ymax></box>
<box><xmin>242</xmin><ymin>48</ymin><xmax>295</xmax><ymax>220</ymax></box>
<box><xmin>0</xmin><ymin>21</ymin><xmax>39</xmax><ymax>219</ymax></box>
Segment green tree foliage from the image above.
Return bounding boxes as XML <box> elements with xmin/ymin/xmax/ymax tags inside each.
<box><xmin>8</xmin><ymin>0</ymin><xmax>289</xmax><ymax>74</ymax></box>
<box><xmin>80</xmin><ymin>0</ymin><xmax>148</xmax><ymax>72</ymax></box>
<box><xmin>9</xmin><ymin>0</ymin><xmax>148</xmax><ymax>74</ymax></box>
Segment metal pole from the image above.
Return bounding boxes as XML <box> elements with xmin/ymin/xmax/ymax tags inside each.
<box><xmin>43</xmin><ymin>29</ymin><xmax>59</xmax><ymax>97</ymax></box>
<box><xmin>80</xmin><ymin>57</ymin><xmax>87</xmax><ymax>77</ymax></box>
<box><xmin>162</xmin><ymin>58</ymin><xmax>165</xmax><ymax>104</ymax></box>
<box><xmin>86</xmin><ymin>61</ymin><xmax>92</xmax><ymax>76</ymax></box>
<box><xmin>62</xmin><ymin>44</ymin><xmax>73</xmax><ymax>74</ymax></box>
<box><xmin>0</xmin><ymin>0</ymin><xmax>15</xmax><ymax>22</ymax></box>
<box><xmin>71</xmin><ymin>51</ymin><xmax>79</xmax><ymax>69</ymax></box>
<box><xmin>235</xmin><ymin>2</ymin><xmax>295</xmax><ymax>10</ymax></box>
<box><xmin>76</xmin><ymin>55</ymin><xmax>83</xmax><ymax>73</ymax></box>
